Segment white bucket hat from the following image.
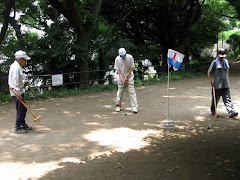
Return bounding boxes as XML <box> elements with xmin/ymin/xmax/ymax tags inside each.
<box><xmin>15</xmin><ymin>50</ymin><xmax>31</xmax><ymax>60</ymax></box>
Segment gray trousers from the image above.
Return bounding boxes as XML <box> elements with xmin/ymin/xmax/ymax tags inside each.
<box><xmin>211</xmin><ymin>88</ymin><xmax>235</xmax><ymax>115</ymax></box>
<box><xmin>116</xmin><ymin>80</ymin><xmax>138</xmax><ymax>110</ymax></box>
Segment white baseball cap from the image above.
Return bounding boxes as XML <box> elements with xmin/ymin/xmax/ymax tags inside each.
<box><xmin>118</xmin><ymin>48</ymin><xmax>126</xmax><ymax>58</ymax></box>
<box><xmin>15</xmin><ymin>50</ymin><xmax>31</xmax><ymax>60</ymax></box>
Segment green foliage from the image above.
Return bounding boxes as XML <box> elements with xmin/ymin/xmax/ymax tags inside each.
<box><xmin>227</xmin><ymin>50</ymin><xmax>235</xmax><ymax>58</ymax></box>
<box><xmin>90</xmin><ymin>18</ymin><xmax>136</xmax><ymax>72</ymax></box>
<box><xmin>0</xmin><ymin>69</ymin><xmax>201</xmax><ymax>104</ymax></box>
<box><xmin>226</xmin><ymin>30</ymin><xmax>240</xmax><ymax>57</ymax></box>
<box><xmin>2</xmin><ymin>0</ymin><xmax>240</xmax><ymax>106</ymax></box>
<box><xmin>0</xmin><ymin>92</ymin><xmax>11</xmax><ymax>103</ymax></box>
<box><xmin>227</xmin><ymin>33</ymin><xmax>240</xmax><ymax>45</ymax></box>
<box><xmin>237</xmin><ymin>54</ymin><xmax>240</xmax><ymax>61</ymax></box>
<box><xmin>100</xmin><ymin>0</ymin><xmax>236</xmax><ymax>66</ymax></box>
<box><xmin>1</xmin><ymin>0</ymin><xmax>239</xmax><ymax>80</ymax></box>
<box><xmin>223</xmin><ymin>29</ymin><xmax>240</xmax><ymax>39</ymax></box>
<box><xmin>227</xmin><ymin>48</ymin><xmax>240</xmax><ymax>59</ymax></box>
<box><xmin>23</xmin><ymin>82</ymin><xmax>118</xmax><ymax>101</ymax></box>
<box><xmin>227</xmin><ymin>0</ymin><xmax>240</xmax><ymax>19</ymax></box>
<box><xmin>181</xmin><ymin>0</ymin><xmax>234</xmax><ymax>59</ymax></box>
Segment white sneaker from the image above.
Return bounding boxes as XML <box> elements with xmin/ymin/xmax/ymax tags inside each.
<box><xmin>116</xmin><ymin>107</ymin><xmax>121</xmax><ymax>112</ymax></box>
<box><xmin>133</xmin><ymin>108</ymin><xmax>138</xmax><ymax>113</ymax></box>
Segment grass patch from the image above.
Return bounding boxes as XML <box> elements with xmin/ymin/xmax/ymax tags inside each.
<box><xmin>0</xmin><ymin>71</ymin><xmax>202</xmax><ymax>104</ymax></box>
<box><xmin>135</xmin><ymin>70</ymin><xmax>199</xmax><ymax>86</ymax></box>
<box><xmin>22</xmin><ymin>83</ymin><xmax>118</xmax><ymax>101</ymax></box>
<box><xmin>0</xmin><ymin>92</ymin><xmax>11</xmax><ymax>103</ymax></box>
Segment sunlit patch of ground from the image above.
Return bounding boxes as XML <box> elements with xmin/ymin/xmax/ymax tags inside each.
<box><xmin>0</xmin><ymin>162</ymin><xmax>63</xmax><ymax>180</ymax></box>
<box><xmin>84</xmin><ymin>127</ymin><xmax>159</xmax><ymax>157</ymax></box>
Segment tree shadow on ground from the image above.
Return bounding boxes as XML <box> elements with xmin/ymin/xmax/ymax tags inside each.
<box><xmin>38</xmin><ymin>120</ymin><xmax>240</xmax><ymax>180</ymax></box>
<box><xmin>0</xmin><ymin>72</ymin><xmax>240</xmax><ymax>180</ymax></box>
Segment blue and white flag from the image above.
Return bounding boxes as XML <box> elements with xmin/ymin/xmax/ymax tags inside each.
<box><xmin>167</xmin><ymin>49</ymin><xmax>185</xmax><ymax>70</ymax></box>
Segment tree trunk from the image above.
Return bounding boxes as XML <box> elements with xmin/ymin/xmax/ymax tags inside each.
<box><xmin>0</xmin><ymin>71</ymin><xmax>8</xmax><ymax>92</ymax></box>
<box><xmin>98</xmin><ymin>49</ymin><xmax>105</xmax><ymax>84</ymax></box>
<box><xmin>47</xmin><ymin>0</ymin><xmax>103</xmax><ymax>88</ymax></box>
<box><xmin>162</xmin><ymin>48</ymin><xmax>169</xmax><ymax>73</ymax></box>
<box><xmin>184</xmin><ymin>49</ymin><xmax>190</xmax><ymax>70</ymax></box>
<box><xmin>233</xmin><ymin>45</ymin><xmax>236</xmax><ymax>56</ymax></box>
<box><xmin>9</xmin><ymin>17</ymin><xmax>25</xmax><ymax>49</ymax></box>
<box><xmin>0</xmin><ymin>0</ymin><xmax>15</xmax><ymax>44</ymax></box>
<box><xmin>76</xmin><ymin>29</ymin><xmax>91</xmax><ymax>88</ymax></box>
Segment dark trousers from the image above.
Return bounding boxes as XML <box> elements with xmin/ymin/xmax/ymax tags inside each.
<box><xmin>211</xmin><ymin>88</ymin><xmax>235</xmax><ymax>115</ymax></box>
<box><xmin>12</xmin><ymin>94</ymin><xmax>27</xmax><ymax>128</ymax></box>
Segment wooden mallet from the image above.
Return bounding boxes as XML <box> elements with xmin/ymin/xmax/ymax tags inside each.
<box><xmin>212</xmin><ymin>87</ymin><xmax>219</xmax><ymax>118</ymax></box>
<box><xmin>9</xmin><ymin>87</ymin><xmax>41</xmax><ymax>122</ymax></box>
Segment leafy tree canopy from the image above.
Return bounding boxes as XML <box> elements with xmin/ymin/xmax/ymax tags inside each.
<box><xmin>0</xmin><ymin>0</ymin><xmax>239</xmax><ymax>80</ymax></box>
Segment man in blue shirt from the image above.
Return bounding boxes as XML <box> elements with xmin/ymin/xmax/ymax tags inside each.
<box><xmin>208</xmin><ymin>48</ymin><xmax>238</xmax><ymax>118</ymax></box>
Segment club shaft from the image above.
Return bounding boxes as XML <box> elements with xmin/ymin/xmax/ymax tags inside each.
<box><xmin>9</xmin><ymin>87</ymin><xmax>37</xmax><ymax>118</ymax></box>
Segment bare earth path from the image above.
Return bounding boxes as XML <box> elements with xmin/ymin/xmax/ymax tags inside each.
<box><xmin>0</xmin><ymin>60</ymin><xmax>240</xmax><ymax>180</ymax></box>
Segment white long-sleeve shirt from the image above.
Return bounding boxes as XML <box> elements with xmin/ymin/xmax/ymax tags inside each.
<box><xmin>8</xmin><ymin>60</ymin><xmax>24</xmax><ymax>96</ymax></box>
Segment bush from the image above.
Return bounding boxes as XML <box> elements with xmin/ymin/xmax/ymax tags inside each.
<box><xmin>227</xmin><ymin>51</ymin><xmax>235</xmax><ymax>58</ymax></box>
<box><xmin>237</xmin><ymin>54</ymin><xmax>240</xmax><ymax>61</ymax></box>
<box><xmin>0</xmin><ymin>92</ymin><xmax>11</xmax><ymax>103</ymax></box>
<box><xmin>227</xmin><ymin>48</ymin><xmax>239</xmax><ymax>59</ymax></box>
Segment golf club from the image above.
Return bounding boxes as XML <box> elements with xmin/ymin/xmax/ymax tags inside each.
<box><xmin>212</xmin><ymin>86</ymin><xmax>219</xmax><ymax>118</ymax></box>
<box><xmin>116</xmin><ymin>84</ymin><xmax>125</xmax><ymax>107</ymax></box>
<box><xmin>9</xmin><ymin>87</ymin><xmax>41</xmax><ymax>122</ymax></box>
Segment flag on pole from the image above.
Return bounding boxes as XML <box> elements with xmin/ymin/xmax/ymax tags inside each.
<box><xmin>167</xmin><ymin>49</ymin><xmax>185</xmax><ymax>70</ymax></box>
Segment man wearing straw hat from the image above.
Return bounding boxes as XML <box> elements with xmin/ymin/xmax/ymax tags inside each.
<box><xmin>208</xmin><ymin>48</ymin><xmax>238</xmax><ymax>118</ymax></box>
<box><xmin>8</xmin><ymin>50</ymin><xmax>33</xmax><ymax>133</ymax></box>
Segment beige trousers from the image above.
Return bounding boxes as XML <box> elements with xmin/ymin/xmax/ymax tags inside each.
<box><xmin>116</xmin><ymin>79</ymin><xmax>138</xmax><ymax>110</ymax></box>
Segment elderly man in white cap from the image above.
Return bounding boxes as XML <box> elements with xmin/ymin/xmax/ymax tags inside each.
<box><xmin>8</xmin><ymin>50</ymin><xmax>32</xmax><ymax>133</ymax></box>
<box><xmin>114</xmin><ymin>48</ymin><xmax>138</xmax><ymax>113</ymax></box>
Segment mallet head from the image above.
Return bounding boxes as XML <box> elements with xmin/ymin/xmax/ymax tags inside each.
<box><xmin>34</xmin><ymin>116</ymin><xmax>41</xmax><ymax>122</ymax></box>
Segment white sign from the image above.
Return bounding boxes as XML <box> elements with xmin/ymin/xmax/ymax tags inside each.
<box><xmin>52</xmin><ymin>74</ymin><xmax>63</xmax><ymax>86</ymax></box>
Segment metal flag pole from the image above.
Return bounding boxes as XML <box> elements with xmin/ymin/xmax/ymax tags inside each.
<box><xmin>167</xmin><ymin>64</ymin><xmax>170</xmax><ymax>120</ymax></box>
<box><xmin>160</xmin><ymin>63</ymin><xmax>177</xmax><ymax>128</ymax></box>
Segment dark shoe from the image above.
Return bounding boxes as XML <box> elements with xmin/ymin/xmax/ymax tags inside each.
<box><xmin>229</xmin><ymin>112</ymin><xmax>238</xmax><ymax>118</ymax></box>
<box><xmin>20</xmin><ymin>124</ymin><xmax>33</xmax><ymax>130</ymax></box>
<box><xmin>211</xmin><ymin>112</ymin><xmax>219</xmax><ymax>118</ymax></box>
<box><xmin>14</xmin><ymin>127</ymin><xmax>27</xmax><ymax>134</ymax></box>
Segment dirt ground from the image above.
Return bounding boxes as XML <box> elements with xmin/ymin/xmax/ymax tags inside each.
<box><xmin>1</xmin><ymin>60</ymin><xmax>240</xmax><ymax>180</ymax></box>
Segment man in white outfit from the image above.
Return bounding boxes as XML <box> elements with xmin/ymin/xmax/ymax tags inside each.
<box><xmin>114</xmin><ymin>48</ymin><xmax>138</xmax><ymax>113</ymax></box>
<box><xmin>8</xmin><ymin>50</ymin><xmax>32</xmax><ymax>133</ymax></box>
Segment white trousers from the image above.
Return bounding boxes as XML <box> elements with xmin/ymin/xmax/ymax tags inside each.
<box><xmin>116</xmin><ymin>79</ymin><xmax>138</xmax><ymax>110</ymax></box>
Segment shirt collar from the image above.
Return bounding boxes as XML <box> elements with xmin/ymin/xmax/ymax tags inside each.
<box><xmin>14</xmin><ymin>60</ymin><xmax>22</xmax><ymax>68</ymax></box>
